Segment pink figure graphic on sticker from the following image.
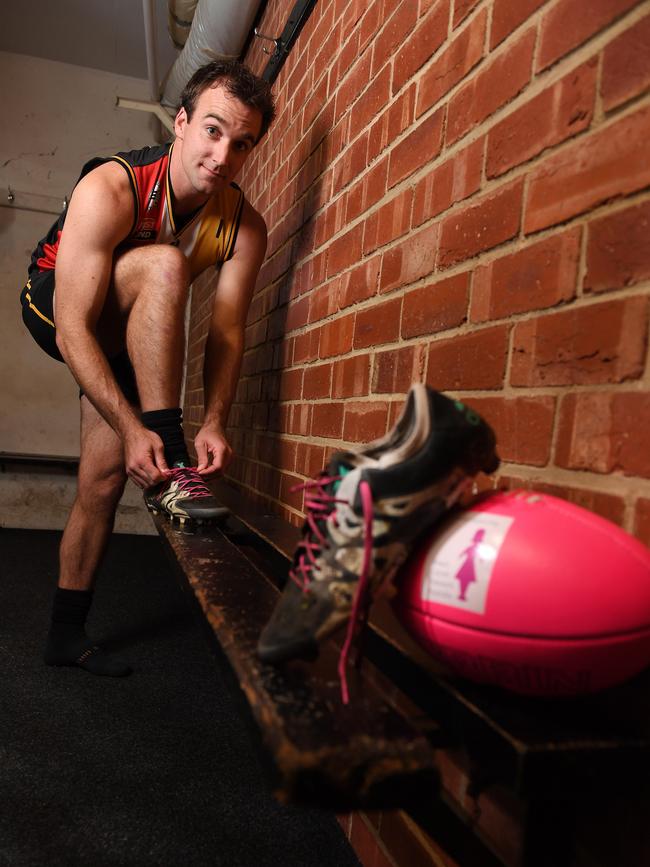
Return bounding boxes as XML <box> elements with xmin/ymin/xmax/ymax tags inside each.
<box><xmin>455</xmin><ymin>529</ymin><xmax>486</xmax><ymax>600</ymax></box>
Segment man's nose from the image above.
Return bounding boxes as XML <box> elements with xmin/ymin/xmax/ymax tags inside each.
<box><xmin>211</xmin><ymin>138</ymin><xmax>231</xmax><ymax>166</ymax></box>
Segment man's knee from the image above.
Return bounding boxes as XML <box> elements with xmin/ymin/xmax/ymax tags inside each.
<box><xmin>148</xmin><ymin>245</ymin><xmax>191</xmax><ymax>289</ymax></box>
<box><xmin>111</xmin><ymin>245</ymin><xmax>191</xmax><ymax>316</ymax></box>
<box><xmin>77</xmin><ymin>466</ymin><xmax>128</xmax><ymax>513</ymax></box>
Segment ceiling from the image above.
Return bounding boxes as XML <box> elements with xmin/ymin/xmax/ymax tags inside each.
<box><xmin>0</xmin><ymin>0</ymin><xmax>178</xmax><ymax>81</ymax></box>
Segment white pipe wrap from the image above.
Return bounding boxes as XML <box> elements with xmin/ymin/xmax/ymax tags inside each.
<box><xmin>161</xmin><ymin>0</ymin><xmax>262</xmax><ymax>111</ymax></box>
<box><xmin>168</xmin><ymin>0</ymin><xmax>199</xmax><ymax>49</ymax></box>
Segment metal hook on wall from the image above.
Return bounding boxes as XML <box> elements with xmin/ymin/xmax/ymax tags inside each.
<box><xmin>7</xmin><ymin>186</ymin><xmax>14</xmax><ymax>204</ymax></box>
<box><xmin>253</xmin><ymin>27</ymin><xmax>281</xmax><ymax>56</ymax></box>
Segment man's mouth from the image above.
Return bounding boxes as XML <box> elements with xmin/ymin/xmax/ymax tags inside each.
<box><xmin>203</xmin><ymin>165</ymin><xmax>226</xmax><ymax>179</ymax></box>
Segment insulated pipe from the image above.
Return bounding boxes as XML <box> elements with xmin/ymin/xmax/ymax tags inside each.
<box><xmin>161</xmin><ymin>0</ymin><xmax>262</xmax><ymax>111</ymax></box>
<box><xmin>168</xmin><ymin>0</ymin><xmax>199</xmax><ymax>49</ymax></box>
<box><xmin>142</xmin><ymin>0</ymin><xmax>160</xmax><ymax>103</ymax></box>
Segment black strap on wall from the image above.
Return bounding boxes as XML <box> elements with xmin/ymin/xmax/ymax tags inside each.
<box><xmin>254</xmin><ymin>0</ymin><xmax>318</xmax><ymax>84</ymax></box>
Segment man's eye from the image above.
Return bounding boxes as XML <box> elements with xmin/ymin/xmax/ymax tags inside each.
<box><xmin>206</xmin><ymin>127</ymin><xmax>218</xmax><ymax>136</ymax></box>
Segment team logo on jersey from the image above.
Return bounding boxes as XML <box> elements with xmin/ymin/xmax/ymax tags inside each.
<box><xmin>146</xmin><ymin>181</ymin><xmax>161</xmax><ymax>212</ymax></box>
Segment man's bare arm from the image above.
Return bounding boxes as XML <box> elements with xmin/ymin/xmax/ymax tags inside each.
<box><xmin>195</xmin><ymin>200</ymin><xmax>267</xmax><ymax>475</ymax></box>
<box><xmin>54</xmin><ymin>163</ymin><xmax>168</xmax><ymax>487</ymax></box>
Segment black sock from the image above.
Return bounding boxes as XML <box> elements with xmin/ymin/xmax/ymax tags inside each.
<box><xmin>141</xmin><ymin>407</ymin><xmax>190</xmax><ymax>468</ymax></box>
<box><xmin>44</xmin><ymin>587</ymin><xmax>132</xmax><ymax>677</ymax></box>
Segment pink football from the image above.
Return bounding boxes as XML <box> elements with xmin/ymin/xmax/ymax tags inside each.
<box><xmin>392</xmin><ymin>490</ymin><xmax>650</xmax><ymax>696</ymax></box>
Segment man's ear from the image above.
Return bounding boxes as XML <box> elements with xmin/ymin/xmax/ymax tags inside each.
<box><xmin>175</xmin><ymin>106</ymin><xmax>187</xmax><ymax>139</ymax></box>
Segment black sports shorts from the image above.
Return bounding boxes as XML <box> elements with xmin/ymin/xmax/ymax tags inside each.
<box><xmin>20</xmin><ymin>269</ymin><xmax>139</xmax><ymax>405</ymax></box>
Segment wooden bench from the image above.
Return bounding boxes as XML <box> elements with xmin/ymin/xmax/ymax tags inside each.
<box><xmin>152</xmin><ymin>496</ymin><xmax>440</xmax><ymax>810</ymax></box>
<box><xmin>153</xmin><ymin>478</ymin><xmax>650</xmax><ymax>864</ymax></box>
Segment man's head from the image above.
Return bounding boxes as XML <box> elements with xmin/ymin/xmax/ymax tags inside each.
<box><xmin>173</xmin><ymin>61</ymin><xmax>275</xmax><ymax>200</ymax></box>
<box><xmin>179</xmin><ymin>60</ymin><xmax>275</xmax><ymax>143</ymax></box>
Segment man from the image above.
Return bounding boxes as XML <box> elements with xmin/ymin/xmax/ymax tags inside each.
<box><xmin>20</xmin><ymin>60</ymin><xmax>275</xmax><ymax>676</ymax></box>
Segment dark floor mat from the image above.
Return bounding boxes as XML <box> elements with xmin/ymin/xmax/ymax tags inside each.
<box><xmin>0</xmin><ymin>528</ymin><xmax>359</xmax><ymax>867</ymax></box>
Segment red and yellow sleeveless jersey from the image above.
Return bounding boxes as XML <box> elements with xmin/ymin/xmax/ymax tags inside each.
<box><xmin>29</xmin><ymin>142</ymin><xmax>245</xmax><ymax>283</ymax></box>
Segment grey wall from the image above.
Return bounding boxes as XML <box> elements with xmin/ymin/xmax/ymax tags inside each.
<box><xmin>0</xmin><ymin>51</ymin><xmax>162</xmax><ymax>532</ymax></box>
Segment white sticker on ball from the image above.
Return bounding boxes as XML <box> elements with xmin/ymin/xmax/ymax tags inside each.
<box><xmin>420</xmin><ymin>511</ymin><xmax>514</xmax><ymax>614</ymax></box>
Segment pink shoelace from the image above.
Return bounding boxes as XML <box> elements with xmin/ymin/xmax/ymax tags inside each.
<box><xmin>290</xmin><ymin>474</ymin><xmax>375</xmax><ymax>704</ymax></box>
<box><xmin>168</xmin><ymin>467</ymin><xmax>212</xmax><ymax>498</ymax></box>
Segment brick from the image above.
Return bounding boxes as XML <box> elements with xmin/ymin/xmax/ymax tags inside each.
<box><xmin>245</xmin><ymin>317</ymin><xmax>267</xmax><ymax>348</ymax></box>
<box><xmin>387</xmin><ymin>108</ymin><xmax>445</xmax><ymax>189</ymax></box>
<box><xmin>372</xmin><ymin>0</ymin><xmax>419</xmax><ymax>77</ymax></box>
<box><xmin>295</xmin><ymin>442</ymin><xmax>326</xmax><ymax>477</ymax></box>
<box><xmin>349</xmin><ymin>65</ymin><xmax>392</xmax><ymax>142</ymax></box>
<box><xmin>278</xmin><ymin>367</ymin><xmax>303</xmax><ymax>401</ymax></box>
<box><xmin>487</xmin><ymin>59</ymin><xmax>597</xmax><ymax>178</ymax></box>
<box><xmin>338</xmin><ymin>255</ymin><xmax>381</xmax><ymax>308</ymax></box>
<box><xmin>363</xmin><ymin>188</ymin><xmax>413</xmax><ymax>255</ymax></box>
<box><xmin>634</xmin><ymin>499</ymin><xmax>650</xmax><ymax>546</ymax></box>
<box><xmin>346</xmin><ymin>159</ymin><xmax>389</xmax><ymax>223</ymax></box>
<box><xmin>412</xmin><ymin>137</ymin><xmax>484</xmax><ymax>225</ymax></box>
<box><xmin>402</xmin><ymin>271</ymin><xmax>469</xmax><ymax>337</ymax></box>
<box><xmin>343</xmin><ymin>401</ymin><xmax>389</xmax><ymax>442</ymax></box>
<box><xmin>602</xmin><ymin>14</ymin><xmax>650</xmax><ymax>111</ymax></box>
<box><xmin>380</xmin><ymin>222</ymin><xmax>439</xmax><ymax>292</ymax></box>
<box><xmin>538</xmin><ymin>0</ymin><xmax>639</xmax><ymax>71</ymax></box>
<box><xmin>334</xmin><ymin>49</ymin><xmax>372</xmax><ymax>123</ymax></box>
<box><xmin>511</xmin><ymin>296</ymin><xmax>648</xmax><ymax>386</ymax></box>
<box><xmin>302</xmin><ymin>362</ymin><xmax>332</xmax><ymax>399</ymax></box>
<box><xmin>470</xmin><ymin>227</ymin><xmax>581</xmax><ymax>322</ymax></box>
<box><xmin>491</xmin><ymin>0</ymin><xmax>545</xmax><ymax>48</ymax></box>
<box><xmin>525</xmin><ymin>106</ymin><xmax>650</xmax><ymax>234</ymax></box>
<box><xmin>584</xmin><ymin>199</ymin><xmax>650</xmax><ymax>294</ymax></box>
<box><xmin>416</xmin><ymin>9</ymin><xmax>487</xmax><ymax>115</ymax></box>
<box><xmin>309</xmin><ymin>279</ymin><xmax>340</xmax><ymax>324</ymax></box>
<box><xmin>302</xmin><ymin>75</ymin><xmax>329</xmax><ymax>135</ymax></box>
<box><xmin>285</xmin><ymin>295</ymin><xmax>311</xmax><ymax>332</ymax></box>
<box><xmin>438</xmin><ymin>178</ymin><xmax>524</xmax><ymax>268</ymax></box>
<box><xmin>327</xmin><ymin>225</ymin><xmax>363</xmax><ymax>278</ymax></box>
<box><xmin>372</xmin><ymin>345</ymin><xmax>426</xmax><ymax>393</ymax></box>
<box><xmin>332</xmin><ymin>131</ymin><xmax>369</xmax><ymax>195</ymax></box>
<box><xmin>293</xmin><ymin>327</ymin><xmax>321</xmax><ymax>364</ymax></box>
<box><xmin>354</xmin><ymin>297</ymin><xmax>402</xmax><ymax>348</ymax></box>
<box><xmin>312</xmin><ymin>401</ymin><xmax>344</xmax><ymax>438</ymax></box>
<box><xmin>453</xmin><ymin>0</ymin><xmax>481</xmax><ymax>28</ymax></box>
<box><xmin>556</xmin><ymin>392</ymin><xmax>650</xmax><ymax>478</ymax></box>
<box><xmin>470</xmin><ymin>396</ymin><xmax>556</xmax><ymax>466</ymax></box>
<box><xmin>279</xmin><ymin>471</ymin><xmax>305</xmax><ymax>512</ymax></box>
<box><xmin>426</xmin><ymin>324</ymin><xmax>509</xmax><ymax>390</ymax></box>
<box><xmin>393</xmin><ymin>0</ymin><xmax>450</xmax><ymax>94</ymax></box>
<box><xmin>447</xmin><ymin>28</ymin><xmax>535</xmax><ymax>146</ymax></box>
<box><xmin>276</xmin><ymin>437</ymin><xmax>298</xmax><ymax>473</ymax></box>
<box><xmin>315</xmin><ymin>196</ymin><xmax>346</xmax><ymax>250</ymax></box>
<box><xmin>319</xmin><ymin>312</ymin><xmax>356</xmax><ymax>357</ymax></box>
<box><xmin>368</xmin><ymin>87</ymin><xmax>416</xmax><ymax>163</ymax></box>
<box><xmin>332</xmin><ymin>353</ymin><xmax>371</xmax><ymax>397</ymax></box>
<box><xmin>359</xmin><ymin>2</ymin><xmax>383</xmax><ymax>55</ymax></box>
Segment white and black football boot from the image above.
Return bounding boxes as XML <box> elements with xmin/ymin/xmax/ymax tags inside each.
<box><xmin>256</xmin><ymin>384</ymin><xmax>500</xmax><ymax>701</ymax></box>
<box><xmin>144</xmin><ymin>463</ymin><xmax>229</xmax><ymax>525</ymax></box>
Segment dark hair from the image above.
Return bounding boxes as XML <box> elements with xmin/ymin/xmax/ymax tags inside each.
<box><xmin>179</xmin><ymin>60</ymin><xmax>276</xmax><ymax>142</ymax></box>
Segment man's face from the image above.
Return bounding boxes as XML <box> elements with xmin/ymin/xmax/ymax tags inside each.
<box><xmin>174</xmin><ymin>82</ymin><xmax>263</xmax><ymax>197</ymax></box>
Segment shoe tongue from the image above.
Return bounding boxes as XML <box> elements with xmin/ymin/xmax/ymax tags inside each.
<box><xmin>329</xmin><ymin>456</ymin><xmax>354</xmax><ymax>494</ymax></box>
<box><xmin>172</xmin><ymin>460</ymin><xmax>188</xmax><ymax>469</ymax></box>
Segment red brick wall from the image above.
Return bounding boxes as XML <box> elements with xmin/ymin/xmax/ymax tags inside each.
<box><xmin>184</xmin><ymin>0</ymin><xmax>650</xmax><ymax>542</ymax></box>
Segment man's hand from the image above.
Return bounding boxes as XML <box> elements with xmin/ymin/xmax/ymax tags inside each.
<box><xmin>195</xmin><ymin>423</ymin><xmax>232</xmax><ymax>477</ymax></box>
<box><xmin>122</xmin><ymin>423</ymin><xmax>170</xmax><ymax>489</ymax></box>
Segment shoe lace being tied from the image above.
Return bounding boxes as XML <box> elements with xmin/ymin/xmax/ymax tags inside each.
<box><xmin>169</xmin><ymin>467</ymin><xmax>212</xmax><ymax>499</ymax></box>
<box><xmin>291</xmin><ymin>474</ymin><xmax>375</xmax><ymax>705</ymax></box>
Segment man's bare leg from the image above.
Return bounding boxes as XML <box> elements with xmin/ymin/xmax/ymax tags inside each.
<box><xmin>44</xmin><ymin>398</ymin><xmax>132</xmax><ymax>676</ymax></box>
<box><xmin>59</xmin><ymin>397</ymin><xmax>128</xmax><ymax>590</ymax></box>
<box><xmin>102</xmin><ymin>244</ymin><xmax>191</xmax><ymax>412</ymax></box>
